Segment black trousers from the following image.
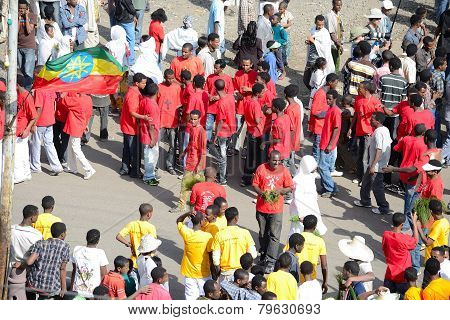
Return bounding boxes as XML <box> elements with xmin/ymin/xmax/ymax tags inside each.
<box><xmin>242</xmin><ymin>133</ymin><xmax>263</xmax><ymax>185</ymax></box>
<box><xmin>121</xmin><ymin>133</ymin><xmax>141</xmax><ymax>176</ymax></box>
<box><xmin>53</xmin><ymin>120</ymin><xmax>69</xmax><ymax>163</ymax></box>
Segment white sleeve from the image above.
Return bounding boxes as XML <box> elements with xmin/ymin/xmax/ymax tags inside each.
<box><xmin>248</xmin><ymin>245</ymin><xmax>258</xmax><ymax>259</ymax></box>
<box><xmin>99</xmin><ymin>249</ymin><xmax>109</xmax><ymax>267</ymax></box>
<box><xmin>212</xmin><ymin>250</ymin><xmax>221</xmax><ymax>266</ymax></box>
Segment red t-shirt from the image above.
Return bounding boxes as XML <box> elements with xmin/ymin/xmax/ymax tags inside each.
<box><xmin>170</xmin><ymin>57</ymin><xmax>204</xmax><ymax>82</ymax></box>
<box><xmin>185</xmin><ymin>89</ymin><xmax>208</xmax><ymax>127</ymax></box>
<box><xmin>190</xmin><ymin>181</ymin><xmax>226</xmax><ymax>213</ymax></box>
<box><xmin>266</xmin><ymin>80</ymin><xmax>276</xmax><ymax>96</ymax></box>
<box><xmin>0</xmin><ymin>107</ymin><xmax>5</xmax><ymax>139</ymax></box>
<box><xmin>216</xmin><ymin>94</ymin><xmax>236</xmax><ymax>138</ymax></box>
<box><xmin>135</xmin><ymin>283</ymin><xmax>172</xmax><ymax>300</ymax></box>
<box><xmin>55</xmin><ymin>95</ymin><xmax>69</xmax><ymax>123</ymax></box>
<box><xmin>354</xmin><ymin>95</ymin><xmax>382</xmax><ymax>136</ymax></box>
<box><xmin>382</xmin><ymin>231</ymin><xmax>417</xmax><ymax>283</ymax></box>
<box><xmin>234</xmin><ymin>70</ymin><xmax>257</xmax><ymax>115</ymax></box>
<box><xmin>205</xmin><ymin>73</ymin><xmax>234</xmax><ymax>115</ymax></box>
<box><xmin>285</xmin><ymin>102</ymin><xmax>301</xmax><ymax>151</ymax></box>
<box><xmin>16</xmin><ymin>90</ymin><xmax>37</xmax><ymax>137</ymax></box>
<box><xmin>63</xmin><ymin>94</ymin><xmax>92</xmax><ymax>138</ymax></box>
<box><xmin>149</xmin><ymin>20</ymin><xmax>164</xmax><ymax>54</ymax></box>
<box><xmin>392</xmin><ymin>101</ymin><xmax>414</xmax><ymax>140</ymax></box>
<box><xmin>309</xmin><ymin>87</ymin><xmax>328</xmax><ymax>135</ymax></box>
<box><xmin>120</xmin><ymin>86</ymin><xmax>141</xmax><ymax>135</ymax></box>
<box><xmin>420</xmin><ymin>175</ymin><xmax>443</xmax><ymax>200</ymax></box>
<box><xmin>394</xmin><ymin>136</ymin><xmax>427</xmax><ymax>185</ymax></box>
<box><xmin>268</xmin><ymin>114</ymin><xmax>291</xmax><ymax>160</ymax></box>
<box><xmin>34</xmin><ymin>89</ymin><xmax>56</xmax><ymax>127</ymax></box>
<box><xmin>185</xmin><ymin>125</ymin><xmax>207</xmax><ymax>172</ymax></box>
<box><xmin>319</xmin><ymin>106</ymin><xmax>342</xmax><ymax>151</ymax></box>
<box><xmin>252</xmin><ymin>163</ymin><xmax>294</xmax><ymax>214</ymax></box>
<box><xmin>258</xmin><ymin>89</ymin><xmax>276</xmax><ymax>133</ymax></box>
<box><xmin>406</xmin><ymin>109</ymin><xmax>435</xmax><ymax>136</ymax></box>
<box><xmin>139</xmin><ymin>97</ymin><xmax>160</xmax><ymax>145</ymax></box>
<box><xmin>157</xmin><ymin>82</ymin><xmax>182</xmax><ymax>129</ymax></box>
<box><xmin>243</xmin><ymin>97</ymin><xmax>264</xmax><ymax>137</ymax></box>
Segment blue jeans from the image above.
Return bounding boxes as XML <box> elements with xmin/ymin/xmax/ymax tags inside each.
<box><xmin>206</xmin><ymin>114</ymin><xmax>216</xmax><ymax>141</ymax></box>
<box><xmin>17</xmin><ymin>48</ymin><xmax>35</xmax><ymax>90</ymax></box>
<box><xmin>411</xmin><ymin>227</ymin><xmax>427</xmax><ymax>272</ymax></box>
<box><xmin>39</xmin><ymin>1</ymin><xmax>60</xmax><ymax>26</ymax></box>
<box><xmin>318</xmin><ymin>148</ymin><xmax>338</xmax><ymax>193</ymax></box>
<box><xmin>119</xmin><ymin>22</ymin><xmax>135</xmax><ymax>65</ymax></box>
<box><xmin>436</xmin><ymin>0</ymin><xmax>449</xmax><ymax>21</ymax></box>
<box><xmin>312</xmin><ymin>133</ymin><xmax>321</xmax><ymax>163</ymax></box>
<box><xmin>210</xmin><ymin>137</ymin><xmax>229</xmax><ymax>183</ymax></box>
<box><xmin>403</xmin><ymin>184</ymin><xmax>419</xmax><ymax>231</ymax></box>
<box><xmin>442</xmin><ymin>119</ymin><xmax>450</xmax><ymax>164</ymax></box>
<box><xmin>135</xmin><ymin>10</ymin><xmax>145</xmax><ymax>44</ymax></box>
<box><xmin>143</xmin><ymin>143</ymin><xmax>159</xmax><ymax>181</ymax></box>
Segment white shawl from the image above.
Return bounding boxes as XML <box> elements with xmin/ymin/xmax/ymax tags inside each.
<box><xmin>161</xmin><ymin>27</ymin><xmax>199</xmax><ymax>60</ymax></box>
<box><xmin>57</xmin><ymin>35</ymin><xmax>73</xmax><ymax>58</ymax></box>
<box><xmin>131</xmin><ymin>38</ymin><xmax>164</xmax><ymax>84</ymax></box>
<box><xmin>289</xmin><ymin>155</ymin><xmax>327</xmax><ymax>236</ymax></box>
<box><xmin>106</xmin><ymin>25</ymin><xmax>129</xmax><ymax>67</ymax></box>
<box><xmin>310</xmin><ymin>27</ymin><xmax>335</xmax><ymax>75</ymax></box>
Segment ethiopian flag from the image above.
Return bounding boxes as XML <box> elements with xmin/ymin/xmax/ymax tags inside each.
<box><xmin>33</xmin><ymin>47</ymin><xmax>126</xmax><ymax>94</ymax></box>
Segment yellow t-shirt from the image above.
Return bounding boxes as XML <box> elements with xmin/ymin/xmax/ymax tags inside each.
<box><xmin>404</xmin><ymin>286</ymin><xmax>421</xmax><ymax>300</ymax></box>
<box><xmin>266</xmin><ymin>270</ymin><xmax>298</xmax><ymax>300</ymax></box>
<box><xmin>32</xmin><ymin>213</ymin><xmax>62</xmax><ymax>240</ymax></box>
<box><xmin>211</xmin><ymin>225</ymin><xmax>255</xmax><ymax>272</ymax></box>
<box><xmin>425</xmin><ymin>218</ymin><xmax>450</xmax><ymax>259</ymax></box>
<box><xmin>215</xmin><ymin>215</ymin><xmax>227</xmax><ymax>230</ymax></box>
<box><xmin>177</xmin><ymin>222</ymin><xmax>213</xmax><ymax>278</ymax></box>
<box><xmin>422</xmin><ymin>278</ymin><xmax>450</xmax><ymax>300</ymax></box>
<box><xmin>119</xmin><ymin>220</ymin><xmax>157</xmax><ymax>267</ymax></box>
<box><xmin>201</xmin><ymin>221</ymin><xmax>220</xmax><ymax>237</ymax></box>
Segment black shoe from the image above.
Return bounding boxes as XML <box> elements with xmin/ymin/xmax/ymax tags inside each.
<box><xmin>119</xmin><ymin>169</ymin><xmax>128</xmax><ymax>176</ymax></box>
<box><xmin>130</xmin><ymin>173</ymin><xmax>143</xmax><ymax>179</ymax></box>
<box><xmin>143</xmin><ymin>178</ymin><xmax>159</xmax><ymax>186</ymax></box>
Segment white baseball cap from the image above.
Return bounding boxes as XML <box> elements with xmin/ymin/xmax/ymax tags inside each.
<box><xmin>382</xmin><ymin>0</ymin><xmax>394</xmax><ymax>10</ymax></box>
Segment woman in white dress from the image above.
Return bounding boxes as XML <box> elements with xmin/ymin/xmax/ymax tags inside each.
<box><xmin>289</xmin><ymin>155</ymin><xmax>327</xmax><ymax>237</ymax></box>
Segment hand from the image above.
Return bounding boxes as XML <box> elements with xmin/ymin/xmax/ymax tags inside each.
<box><xmin>369</xmin><ymin>166</ymin><xmax>375</xmax><ymax>175</ymax></box>
<box><xmin>382</xmin><ymin>165</ymin><xmax>394</xmax><ymax>173</ymax></box>
<box><xmin>149</xmin><ymin>141</ymin><xmax>156</xmax><ymax>148</ymax></box>
<box><xmin>322</xmin><ymin>282</ymin><xmax>328</xmax><ymax>294</ymax></box>
<box><xmin>21</xmin><ymin>129</ymin><xmax>30</xmax><ymax>139</ymax></box>
<box><xmin>241</xmin><ymin>86</ymin><xmax>251</xmax><ymax>92</ymax></box>
<box><xmin>30</xmin><ymin>125</ymin><xmax>37</xmax><ymax>134</ymax></box>
<box><xmin>79</xmin><ymin>12</ymin><xmax>85</xmax><ymax>17</ymax></box>
<box><xmin>59</xmin><ymin>289</ymin><xmax>66</xmax><ymax>298</ymax></box>
<box><xmin>13</xmin><ymin>262</ymin><xmax>22</xmax><ymax>269</ymax></box>
<box><xmin>307</xmin><ymin>35</ymin><xmax>315</xmax><ymax>43</ymax></box>
<box><xmin>346</xmin><ymin>129</ymin><xmax>352</xmax><ymax>139</ymax></box>
<box><xmin>375</xmin><ymin>286</ymin><xmax>389</xmax><ymax>295</ymax></box>
<box><xmin>325</xmin><ymin>146</ymin><xmax>331</xmax><ymax>154</ymax></box>
<box><xmin>133</xmin><ymin>17</ymin><xmax>138</xmax><ymax>25</ymax></box>
<box><xmin>138</xmin><ymin>285</ymin><xmax>152</xmax><ymax>295</ymax></box>
<box><xmin>344</xmin><ymin>277</ymin><xmax>353</xmax><ymax>288</ymax></box>
<box><xmin>143</xmin><ymin>115</ymin><xmax>150</xmax><ymax>121</ymax></box>
<box><xmin>260</xmin><ymin>142</ymin><xmax>266</xmax><ymax>150</ymax></box>
<box><xmin>432</xmin><ymin>91</ymin><xmax>443</xmax><ymax>100</ymax></box>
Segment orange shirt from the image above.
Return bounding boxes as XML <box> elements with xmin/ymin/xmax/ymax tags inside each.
<box><xmin>285</xmin><ymin>102</ymin><xmax>301</xmax><ymax>151</ymax></box>
<box><xmin>190</xmin><ymin>181</ymin><xmax>226</xmax><ymax>213</ymax></box>
<box><xmin>149</xmin><ymin>20</ymin><xmax>164</xmax><ymax>54</ymax></box>
<box><xmin>157</xmin><ymin>82</ymin><xmax>182</xmax><ymax>129</ymax></box>
<box><xmin>63</xmin><ymin>94</ymin><xmax>92</xmax><ymax>138</ymax></box>
<box><xmin>185</xmin><ymin>125</ymin><xmax>206</xmax><ymax>172</ymax></box>
<box><xmin>216</xmin><ymin>94</ymin><xmax>236</xmax><ymax>138</ymax></box>
<box><xmin>34</xmin><ymin>89</ymin><xmax>56</xmax><ymax>127</ymax></box>
<box><xmin>354</xmin><ymin>95</ymin><xmax>382</xmax><ymax>137</ymax></box>
<box><xmin>258</xmin><ymin>89</ymin><xmax>276</xmax><ymax>133</ymax></box>
<box><xmin>309</xmin><ymin>87</ymin><xmax>328</xmax><ymax>135</ymax></box>
<box><xmin>120</xmin><ymin>86</ymin><xmax>141</xmax><ymax>135</ymax></box>
<box><xmin>170</xmin><ymin>56</ymin><xmax>204</xmax><ymax>82</ymax></box>
<box><xmin>101</xmin><ymin>271</ymin><xmax>126</xmax><ymax>300</ymax></box>
<box><xmin>205</xmin><ymin>73</ymin><xmax>234</xmax><ymax>115</ymax></box>
<box><xmin>16</xmin><ymin>89</ymin><xmax>37</xmax><ymax>137</ymax></box>
<box><xmin>243</xmin><ymin>97</ymin><xmax>264</xmax><ymax>137</ymax></box>
<box><xmin>234</xmin><ymin>70</ymin><xmax>257</xmax><ymax>115</ymax></box>
<box><xmin>185</xmin><ymin>89</ymin><xmax>208</xmax><ymax>127</ymax></box>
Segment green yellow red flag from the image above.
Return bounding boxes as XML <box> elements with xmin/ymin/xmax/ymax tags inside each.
<box><xmin>33</xmin><ymin>47</ymin><xmax>126</xmax><ymax>94</ymax></box>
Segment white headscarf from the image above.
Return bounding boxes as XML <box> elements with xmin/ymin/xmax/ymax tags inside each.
<box><xmin>105</xmin><ymin>25</ymin><xmax>129</xmax><ymax>66</ymax></box>
<box><xmin>161</xmin><ymin>16</ymin><xmax>199</xmax><ymax>60</ymax></box>
<box><xmin>289</xmin><ymin>155</ymin><xmax>327</xmax><ymax>236</ymax></box>
<box><xmin>37</xmin><ymin>25</ymin><xmax>59</xmax><ymax>65</ymax></box>
<box><xmin>131</xmin><ymin>37</ymin><xmax>164</xmax><ymax>83</ymax></box>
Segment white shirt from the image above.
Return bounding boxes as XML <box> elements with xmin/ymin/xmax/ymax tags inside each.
<box><xmin>440</xmin><ymin>259</ymin><xmax>450</xmax><ymax>280</ymax></box>
<box><xmin>197</xmin><ymin>46</ymin><xmax>221</xmax><ymax>78</ymax></box>
<box><xmin>368</xmin><ymin>126</ymin><xmax>392</xmax><ymax>173</ymax></box>
<box><xmin>137</xmin><ymin>254</ymin><xmax>157</xmax><ymax>287</ymax></box>
<box><xmin>400</xmin><ymin>54</ymin><xmax>417</xmax><ymax>84</ymax></box>
<box><xmin>359</xmin><ymin>261</ymin><xmax>373</xmax><ymax>292</ymax></box>
<box><xmin>298</xmin><ymin>279</ymin><xmax>322</xmax><ymax>300</ymax></box>
<box><xmin>10</xmin><ymin>224</ymin><xmax>43</xmax><ymax>268</ymax></box>
<box><xmin>71</xmin><ymin>246</ymin><xmax>109</xmax><ymax>298</ymax></box>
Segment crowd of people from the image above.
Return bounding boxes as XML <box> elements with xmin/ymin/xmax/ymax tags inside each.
<box><xmin>2</xmin><ymin>0</ymin><xmax>450</xmax><ymax>301</ymax></box>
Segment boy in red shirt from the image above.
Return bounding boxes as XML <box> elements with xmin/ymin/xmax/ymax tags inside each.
<box><xmin>158</xmin><ymin>69</ymin><xmax>182</xmax><ymax>175</ymax></box>
<box><xmin>120</xmin><ymin>73</ymin><xmax>149</xmax><ymax>178</ymax></box>
<box><xmin>318</xmin><ymin>90</ymin><xmax>342</xmax><ymax>198</ymax></box>
<box><xmin>190</xmin><ymin>167</ymin><xmax>226</xmax><ymax>214</ymax></box>
<box><xmin>309</xmin><ymin>73</ymin><xmax>339</xmax><ymax>162</ymax></box>
<box><xmin>63</xmin><ymin>93</ymin><xmax>95</xmax><ymax>180</ymax></box>
<box><xmin>102</xmin><ymin>256</ymin><xmax>128</xmax><ymax>300</ymax></box>
<box><xmin>256</xmin><ymin>62</ymin><xmax>277</xmax><ymax>96</ymax></box>
<box><xmin>29</xmin><ymin>66</ymin><xmax>63</xmax><ymax>176</ymax></box>
<box><xmin>241</xmin><ymin>83</ymin><xmax>265</xmax><ymax>186</ymax></box>
<box><xmin>211</xmin><ymin>79</ymin><xmax>236</xmax><ymax>185</ymax></box>
<box><xmin>15</xmin><ymin>73</ymin><xmax>37</xmax><ymax>184</ymax></box>
<box><xmin>205</xmin><ymin>59</ymin><xmax>233</xmax><ymax>141</ymax></box>
<box><xmin>140</xmin><ymin>82</ymin><xmax>160</xmax><ymax>186</ymax></box>
<box><xmin>403</xmin><ymin>95</ymin><xmax>434</xmax><ymax>136</ymax></box>
<box><xmin>170</xmin><ymin>43</ymin><xmax>204</xmax><ymax>83</ymax></box>
<box><xmin>252</xmin><ymin>150</ymin><xmax>294</xmax><ymax>273</ymax></box>
<box><xmin>185</xmin><ymin>75</ymin><xmax>208</xmax><ymax>128</ymax></box>
<box><xmin>173</xmin><ymin>110</ymin><xmax>207</xmax><ymax>212</ymax></box>
<box><xmin>284</xmin><ymin>84</ymin><xmax>302</xmax><ymax>176</ymax></box>
<box><xmin>256</xmin><ymin>74</ymin><xmax>276</xmax><ymax>139</ymax></box>
<box><xmin>349</xmin><ymin>81</ymin><xmax>382</xmax><ymax>182</ymax></box>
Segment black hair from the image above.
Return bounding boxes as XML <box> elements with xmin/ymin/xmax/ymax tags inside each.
<box><xmin>258</xmin><ymin>61</ymin><xmax>270</xmax><ymax>72</ymax></box>
<box><xmin>358</xmin><ymin>41</ymin><xmax>372</xmax><ymax>56</ymax></box>
<box><xmin>425</xmin><ymin>258</ymin><xmax>440</xmax><ymax>276</ymax></box>
<box><xmin>51</xmin><ymin>222</ymin><xmax>66</xmax><ymax>238</ymax></box>
<box><xmin>133</xmin><ymin>73</ymin><xmax>147</xmax><ymax>83</ymax></box>
<box><xmin>303</xmin><ymin>214</ymin><xmax>318</xmax><ymax>230</ymax></box>
<box><xmin>315</xmin><ymin>14</ymin><xmax>325</xmax><ymax>22</ymax></box>
<box><xmin>284</xmin><ymin>84</ymin><xmax>299</xmax><ymax>98</ymax></box>
<box><xmin>435</xmin><ymin>47</ymin><xmax>447</xmax><ymax>58</ymax></box>
<box><xmin>206</xmin><ymin>204</ymin><xmax>220</xmax><ymax>216</ymax></box>
<box><xmin>86</xmin><ymin>229</ymin><xmax>100</xmax><ymax>245</ymax></box>
<box><xmin>373</xmin><ymin>111</ymin><xmax>386</xmax><ymax>124</ymax></box>
<box><xmin>272</xmin><ymin>98</ymin><xmax>287</xmax><ymax>112</ymax></box>
<box><xmin>325</xmin><ymin>73</ymin><xmax>339</xmax><ymax>84</ymax></box>
<box><xmin>163</xmin><ymin>69</ymin><xmax>174</xmax><ymax>78</ymax></box>
<box><xmin>252</xmin><ymin>83</ymin><xmax>265</xmax><ymax>95</ymax></box>
<box><xmin>23</xmin><ymin>204</ymin><xmax>39</xmax><ymax>219</ymax></box>
<box><xmin>151</xmin><ymin>8</ymin><xmax>168</xmax><ymax>23</ymax></box>
<box><xmin>43</xmin><ymin>4</ymin><xmax>55</xmax><ymax>20</ymax></box>
<box><xmin>433</xmin><ymin>56</ymin><xmax>446</xmax><ymax>69</ymax></box>
<box><xmin>277</xmin><ymin>252</ymin><xmax>292</xmax><ymax>269</ymax></box>
<box><xmin>114</xmin><ymin>255</ymin><xmax>129</xmax><ymax>269</ymax></box>
<box><xmin>214</xmin><ymin>79</ymin><xmax>225</xmax><ymax>91</ymax></box>
<box><xmin>139</xmin><ymin>203</ymin><xmax>153</xmax><ymax>216</ymax></box>
<box><xmin>382</xmin><ymin>50</ymin><xmax>394</xmax><ymax>62</ymax></box>
<box><xmin>234</xmin><ymin>268</ymin><xmax>249</xmax><ymax>281</ymax></box>
<box><xmin>429</xmin><ymin>199</ymin><xmax>443</xmax><ymax>214</ymax></box>
<box><xmin>143</xmin><ymin>82</ymin><xmax>158</xmax><ymax>97</ymax></box>
<box><xmin>414</xmin><ymin>123</ymin><xmax>426</xmax><ymax>136</ymax></box>
<box><xmin>419</xmin><ymin>69</ymin><xmax>432</xmax><ymax>82</ymax></box>
<box><xmin>44</xmin><ymin>24</ymin><xmax>54</xmax><ymax>34</ymax></box>
<box><xmin>193</xmin><ymin>74</ymin><xmax>205</xmax><ymax>88</ymax></box>
<box><xmin>92</xmin><ymin>285</ymin><xmax>109</xmax><ymax>297</ymax></box>
<box><xmin>343</xmin><ymin>95</ymin><xmax>355</xmax><ymax>106</ymax></box>
<box><xmin>190</xmin><ymin>109</ymin><xmax>202</xmax><ymax>118</ymax></box>
<box><xmin>262</xmin><ymin>291</ymin><xmax>277</xmax><ymax>300</ymax></box>
<box><xmin>404</xmin><ymin>267</ymin><xmax>418</xmax><ymax>282</ymax></box>
<box><xmin>407</xmin><ymin>86</ymin><xmax>419</xmax><ymax>95</ymax></box>
<box><xmin>196</xmin><ymin>36</ymin><xmax>208</xmax><ymax>55</ymax></box>
<box><xmin>409</xmin><ymin>94</ymin><xmax>423</xmax><ymax>108</ymax></box>
<box><xmin>327</xmin><ymin>89</ymin><xmax>339</xmax><ymax>100</ymax></box>
<box><xmin>431</xmin><ymin>246</ymin><xmax>445</xmax><ymax>256</ymax></box>
<box><xmin>16</xmin><ymin>70</ymin><xmax>26</xmax><ymax>88</ymax></box>
<box><xmin>415</xmin><ymin>81</ymin><xmax>427</xmax><ymax>91</ymax></box>
<box><xmin>266</xmin><ymin>40</ymin><xmax>276</xmax><ymax>49</ymax></box>
<box><xmin>41</xmin><ymin>195</ymin><xmax>55</xmax><ymax>210</ymax></box>
<box><xmin>258</xmin><ymin>71</ymin><xmax>271</xmax><ymax>84</ymax></box>
<box><xmin>410</xmin><ymin>14</ymin><xmax>421</xmax><ymax>26</ymax></box>
<box><xmin>213</xmin><ymin>197</ymin><xmax>227</xmax><ymax>207</ymax></box>
<box><xmin>406</xmin><ymin>44</ymin><xmax>418</xmax><ymax>57</ymax></box>
<box><xmin>343</xmin><ymin>260</ymin><xmax>360</xmax><ymax>275</ymax></box>
<box><xmin>141</xmin><ymin>35</ymin><xmax>151</xmax><ymax>42</ymax></box>
<box><xmin>225</xmin><ymin>207</ymin><xmax>239</xmax><ymax>222</ymax></box>
<box><xmin>241</xmin><ymin>21</ymin><xmax>258</xmax><ymax>47</ymax></box>
<box><xmin>263</xmin><ymin>3</ymin><xmax>274</xmax><ymax>14</ymax></box>
<box><xmin>207</xmin><ymin>32</ymin><xmax>220</xmax><ymax>42</ymax></box>
<box><xmin>423</xmin><ymin>36</ymin><xmax>434</xmax><ymax>47</ymax></box>
<box><xmin>392</xmin><ymin>212</ymin><xmax>406</xmax><ymax>227</ymax></box>
<box><xmin>300</xmin><ymin>261</ymin><xmax>314</xmax><ymax>275</ymax></box>
<box><xmin>18</xmin><ymin>0</ymin><xmax>29</xmax><ymax>6</ymax></box>
<box><xmin>203</xmin><ymin>279</ymin><xmax>218</xmax><ymax>295</ymax></box>
<box><xmin>389</xmin><ymin>57</ymin><xmax>402</xmax><ymax>71</ymax></box>
<box><xmin>424</xmin><ymin>129</ymin><xmax>437</xmax><ymax>144</ymax></box>
<box><xmin>251</xmin><ymin>275</ymin><xmax>267</xmax><ymax>291</ymax></box>
<box><xmin>214</xmin><ymin>59</ymin><xmax>227</xmax><ymax>69</ymax></box>
<box><xmin>353</xmin><ymin>46</ymin><xmax>362</xmax><ymax>59</ymax></box>
<box><xmin>182</xmin><ymin>42</ymin><xmax>194</xmax><ymax>52</ymax></box>
<box><xmin>312</xmin><ymin>57</ymin><xmax>327</xmax><ymax>73</ymax></box>
<box><xmin>180</xmin><ymin>70</ymin><xmax>192</xmax><ymax>81</ymax></box>
<box><xmin>151</xmin><ymin>266</ymin><xmax>167</xmax><ymax>282</ymax></box>
<box><xmin>415</xmin><ymin>6</ymin><xmax>426</xmax><ymax>16</ymax></box>
<box><xmin>250</xmin><ymin>265</ymin><xmax>265</xmax><ymax>276</ymax></box>
<box><xmin>191</xmin><ymin>212</ymin><xmax>204</xmax><ymax>226</ymax></box>
<box><xmin>240</xmin><ymin>253</ymin><xmax>253</xmax><ymax>270</ymax></box>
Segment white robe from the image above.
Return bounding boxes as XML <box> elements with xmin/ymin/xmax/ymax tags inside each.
<box><xmin>289</xmin><ymin>155</ymin><xmax>327</xmax><ymax>236</ymax></box>
<box><xmin>106</xmin><ymin>25</ymin><xmax>129</xmax><ymax>67</ymax></box>
<box><xmin>160</xmin><ymin>27</ymin><xmax>199</xmax><ymax>60</ymax></box>
<box><xmin>130</xmin><ymin>38</ymin><xmax>164</xmax><ymax>84</ymax></box>
<box><xmin>310</xmin><ymin>27</ymin><xmax>335</xmax><ymax>75</ymax></box>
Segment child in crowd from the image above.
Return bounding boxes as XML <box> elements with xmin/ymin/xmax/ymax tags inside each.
<box><xmin>240</xmin><ymin>253</ymin><xmax>255</xmax><ymax>280</ymax></box>
<box><xmin>264</xmin><ymin>40</ymin><xmax>285</xmax><ymax>84</ymax></box>
<box><xmin>106</xmin><ymin>25</ymin><xmax>129</xmax><ymax>67</ymax></box>
<box><xmin>403</xmin><ymin>267</ymin><xmax>422</xmax><ymax>300</ymax></box>
<box><xmin>297</xmin><ymin>261</ymin><xmax>322</xmax><ymax>300</ymax></box>
<box><xmin>213</xmin><ymin>197</ymin><xmax>228</xmax><ymax>230</ymax></box>
<box><xmin>336</xmin><ymin>95</ymin><xmax>356</xmax><ymax>173</ymax></box>
<box><xmin>123</xmin><ymin>259</ymin><xmax>137</xmax><ymax>297</ymax></box>
<box><xmin>308</xmin><ymin>57</ymin><xmax>327</xmax><ymax>109</ymax></box>
<box><xmin>101</xmin><ymin>256</ymin><xmax>128</xmax><ymax>300</ymax></box>
<box><xmin>148</xmin><ymin>8</ymin><xmax>168</xmax><ymax>60</ymax></box>
<box><xmin>270</xmin><ymin>15</ymin><xmax>288</xmax><ymax>66</ymax></box>
<box><xmin>33</xmin><ymin>196</ymin><xmax>62</xmax><ymax>240</ymax></box>
<box><xmin>278</xmin><ymin>1</ymin><xmax>294</xmax><ymax>66</ymax></box>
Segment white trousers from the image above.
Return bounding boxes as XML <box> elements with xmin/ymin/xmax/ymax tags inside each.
<box><xmin>66</xmin><ymin>136</ymin><xmax>93</xmax><ymax>174</ymax></box>
<box><xmin>29</xmin><ymin>126</ymin><xmax>63</xmax><ymax>173</ymax></box>
<box><xmin>14</xmin><ymin>137</ymin><xmax>32</xmax><ymax>183</ymax></box>
<box><xmin>184</xmin><ymin>276</ymin><xmax>211</xmax><ymax>300</ymax></box>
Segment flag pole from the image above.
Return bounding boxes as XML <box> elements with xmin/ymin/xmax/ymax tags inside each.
<box><xmin>0</xmin><ymin>0</ymin><xmax>18</xmax><ymax>300</ymax></box>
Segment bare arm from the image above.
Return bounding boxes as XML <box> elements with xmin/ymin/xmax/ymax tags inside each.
<box><xmin>70</xmin><ymin>263</ymin><xmax>76</xmax><ymax>291</ymax></box>
<box><xmin>116</xmin><ymin>234</ymin><xmax>131</xmax><ymax>247</ymax></box>
<box><xmin>320</xmin><ymin>255</ymin><xmax>328</xmax><ymax>294</ymax></box>
<box><xmin>100</xmin><ymin>265</ymin><xmax>108</xmax><ymax>279</ymax></box>
<box><xmin>59</xmin><ymin>262</ymin><xmax>67</xmax><ymax>297</ymax></box>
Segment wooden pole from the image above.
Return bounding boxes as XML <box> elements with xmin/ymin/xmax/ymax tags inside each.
<box><xmin>0</xmin><ymin>0</ymin><xmax>18</xmax><ymax>300</ymax></box>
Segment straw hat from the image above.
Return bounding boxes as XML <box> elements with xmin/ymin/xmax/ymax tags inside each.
<box><xmin>138</xmin><ymin>235</ymin><xmax>162</xmax><ymax>253</ymax></box>
<box><xmin>338</xmin><ymin>236</ymin><xmax>374</xmax><ymax>262</ymax></box>
<box><xmin>365</xmin><ymin>8</ymin><xmax>383</xmax><ymax>19</ymax></box>
<box><xmin>350</xmin><ymin>26</ymin><xmax>370</xmax><ymax>41</ymax></box>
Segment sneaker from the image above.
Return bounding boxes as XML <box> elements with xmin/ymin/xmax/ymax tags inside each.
<box><xmin>371</xmin><ymin>208</ymin><xmax>382</xmax><ymax>215</ymax></box>
<box><xmin>321</xmin><ymin>192</ymin><xmax>334</xmax><ymax>198</ymax></box>
<box><xmin>49</xmin><ymin>170</ymin><xmax>63</xmax><ymax>177</ymax></box>
<box><xmin>64</xmin><ymin>168</ymin><xmax>78</xmax><ymax>175</ymax></box>
<box><xmin>219</xmin><ymin>180</ymin><xmax>227</xmax><ymax>186</ymax></box>
<box><xmin>168</xmin><ymin>169</ymin><xmax>177</xmax><ymax>175</ymax></box>
<box><xmin>252</xmin><ymin>198</ymin><xmax>257</xmax><ymax>204</ymax></box>
<box><xmin>353</xmin><ymin>200</ymin><xmax>371</xmax><ymax>208</ymax></box>
<box><xmin>313</xmin><ymin>172</ymin><xmax>320</xmax><ymax>179</ymax></box>
<box><xmin>177</xmin><ymin>174</ymin><xmax>183</xmax><ymax>180</ymax></box>
<box><xmin>143</xmin><ymin>178</ymin><xmax>159</xmax><ymax>186</ymax></box>
<box><xmin>331</xmin><ymin>170</ymin><xmax>343</xmax><ymax>177</ymax></box>
<box><xmin>264</xmin><ymin>262</ymin><xmax>275</xmax><ymax>274</ymax></box>
<box><xmin>352</xmin><ymin>179</ymin><xmax>360</xmax><ymax>184</ymax></box>
<box><xmin>83</xmin><ymin>169</ymin><xmax>96</xmax><ymax>180</ymax></box>
<box><xmin>155</xmin><ymin>172</ymin><xmax>162</xmax><ymax>181</ymax></box>
<box><xmin>119</xmin><ymin>169</ymin><xmax>128</xmax><ymax>176</ymax></box>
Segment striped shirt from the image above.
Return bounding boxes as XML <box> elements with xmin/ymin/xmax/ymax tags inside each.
<box><xmin>344</xmin><ymin>60</ymin><xmax>377</xmax><ymax>95</ymax></box>
<box><xmin>380</xmin><ymin>73</ymin><xmax>408</xmax><ymax>109</ymax></box>
<box><xmin>431</xmin><ymin>69</ymin><xmax>445</xmax><ymax>93</ymax></box>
